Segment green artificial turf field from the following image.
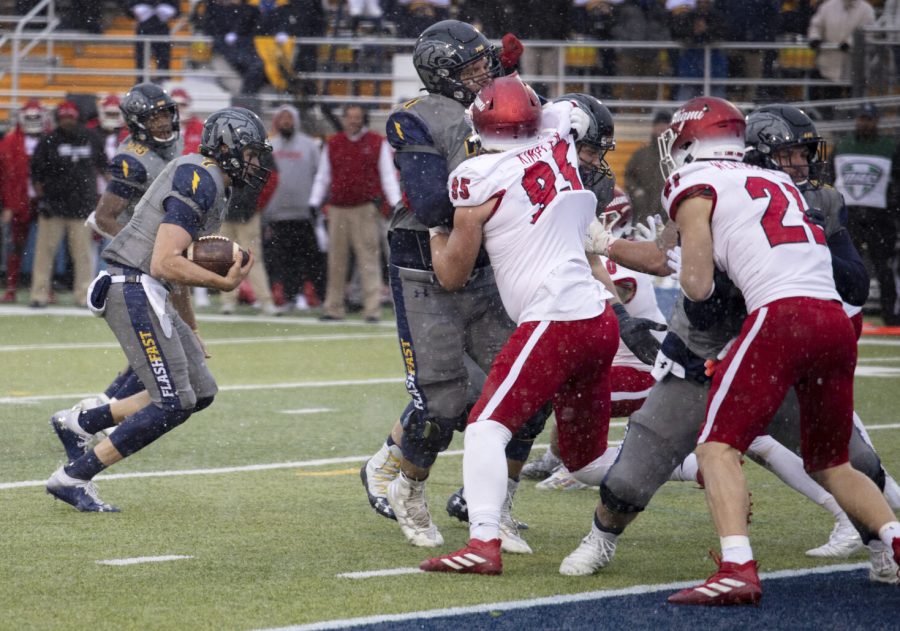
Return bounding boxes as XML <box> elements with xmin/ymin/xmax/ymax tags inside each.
<box><xmin>1</xmin><ymin>306</ymin><xmax>897</xmax><ymax>630</ymax></box>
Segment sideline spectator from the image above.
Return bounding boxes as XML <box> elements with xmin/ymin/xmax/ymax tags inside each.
<box><xmin>720</xmin><ymin>0</ymin><xmax>780</xmax><ymax>102</ymax></box>
<box><xmin>28</xmin><ymin>102</ymin><xmax>107</xmax><ymax>308</ymax></box>
<box><xmin>309</xmin><ymin>105</ymin><xmax>401</xmax><ymax>322</ymax></box>
<box><xmin>807</xmin><ymin>0</ymin><xmax>875</xmax><ymax>105</ymax></box>
<box><xmin>667</xmin><ymin>0</ymin><xmax>728</xmax><ymax>101</ymax></box>
<box><xmin>511</xmin><ymin>3</ymin><xmax>572</xmax><ymax>97</ymax></box>
<box><xmin>263</xmin><ymin>104</ymin><xmax>325</xmax><ymax>311</ymax></box>
<box><xmin>171</xmin><ymin>88</ymin><xmax>204</xmax><ymax>153</ymax></box>
<box><xmin>624</xmin><ymin>110</ymin><xmax>671</xmax><ymax>227</ymax></box>
<box><xmin>130</xmin><ymin>1</ymin><xmax>179</xmax><ymax>81</ymax></box>
<box><xmin>395</xmin><ymin>0</ymin><xmax>451</xmax><ymax>38</ymax></box>
<box><xmin>831</xmin><ymin>103</ymin><xmax>900</xmax><ymax>326</ymax></box>
<box><xmin>204</xmin><ymin>0</ymin><xmax>267</xmax><ymax>94</ymax></box>
<box><xmin>220</xmin><ymin>151</ymin><xmax>279</xmax><ymax>315</ymax></box>
<box><xmin>284</xmin><ymin>0</ymin><xmax>326</xmax><ymax>102</ymax></box>
<box><xmin>0</xmin><ymin>99</ymin><xmax>51</xmax><ymax>303</ymax></box>
<box><xmin>62</xmin><ymin>0</ymin><xmax>103</xmax><ymax>33</ymax></box>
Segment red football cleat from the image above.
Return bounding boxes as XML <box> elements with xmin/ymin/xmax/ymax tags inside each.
<box><xmin>1</xmin><ymin>289</ymin><xmax>15</xmax><ymax>303</ymax></box>
<box><xmin>668</xmin><ymin>555</ymin><xmax>761</xmax><ymax>606</ymax></box>
<box><xmin>420</xmin><ymin>538</ymin><xmax>502</xmax><ymax>575</ymax></box>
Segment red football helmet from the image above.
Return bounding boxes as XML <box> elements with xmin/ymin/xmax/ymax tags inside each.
<box><xmin>658</xmin><ymin>96</ymin><xmax>745</xmax><ymax>178</ymax></box>
<box><xmin>98</xmin><ymin>93</ymin><xmax>124</xmax><ymax>131</ymax></box>
<box><xmin>18</xmin><ymin>98</ymin><xmax>49</xmax><ymax>135</ymax></box>
<box><xmin>598</xmin><ymin>186</ymin><xmax>633</xmax><ymax>239</ymax></box>
<box><xmin>469</xmin><ymin>73</ymin><xmax>541</xmax><ymax>150</ymax></box>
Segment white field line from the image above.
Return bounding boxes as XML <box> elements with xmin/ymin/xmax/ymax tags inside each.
<box><xmin>336</xmin><ymin>567</ymin><xmax>423</xmax><ymax>579</ymax></box>
<box><xmin>279</xmin><ymin>408</ymin><xmax>334</xmax><ymax>415</ymax></box>
<box><xmin>0</xmin><ymin>304</ymin><xmax>395</xmax><ymax>327</ymax></box>
<box><xmin>260</xmin><ymin>564</ymin><xmax>869</xmax><ymax>631</ymax></box>
<box><xmin>96</xmin><ymin>555</ymin><xmax>193</xmax><ymax>566</ymax></box>
<box><xmin>0</xmin><ymin>332</ymin><xmax>395</xmax><ymax>353</ymax></box>
<box><xmin>0</xmin><ymin>441</ymin><xmax>628</xmax><ymax>491</ymax></box>
<box><xmin>0</xmin><ymin>377</ymin><xmax>403</xmax><ymax>405</ymax></box>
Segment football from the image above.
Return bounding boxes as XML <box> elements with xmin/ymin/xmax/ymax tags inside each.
<box><xmin>185</xmin><ymin>235</ymin><xmax>249</xmax><ymax>276</ymax></box>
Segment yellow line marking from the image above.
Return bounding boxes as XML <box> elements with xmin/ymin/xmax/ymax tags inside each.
<box><xmin>295</xmin><ymin>468</ymin><xmax>359</xmax><ymax>477</ymax></box>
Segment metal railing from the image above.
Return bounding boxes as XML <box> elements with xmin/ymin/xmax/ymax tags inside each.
<box><xmin>3</xmin><ymin>10</ymin><xmax>898</xmax><ymax>131</ymax></box>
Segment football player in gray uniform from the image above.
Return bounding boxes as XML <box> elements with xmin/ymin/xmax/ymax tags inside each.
<box><xmin>566</xmin><ymin>102</ymin><xmax>899</xmax><ymax>585</ymax></box>
<box><xmin>50</xmin><ymin>83</ymin><xmax>185</xmax><ymax>462</ymax></box>
<box><xmin>360</xmin><ymin>20</ymin><xmax>662</xmax><ymax>552</ymax></box>
<box><xmin>46</xmin><ymin>107</ymin><xmax>269</xmax><ymax>512</ymax></box>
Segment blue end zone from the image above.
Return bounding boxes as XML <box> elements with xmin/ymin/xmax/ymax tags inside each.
<box><xmin>275</xmin><ymin>564</ymin><xmax>896</xmax><ymax>631</ymax></box>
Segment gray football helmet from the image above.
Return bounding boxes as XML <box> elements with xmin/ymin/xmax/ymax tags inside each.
<box><xmin>413</xmin><ymin>20</ymin><xmax>502</xmax><ymax>106</ymax></box>
<box><xmin>744</xmin><ymin>104</ymin><xmax>826</xmax><ymax>184</ymax></box>
<box><xmin>199</xmin><ymin>107</ymin><xmax>272</xmax><ymax>189</ymax></box>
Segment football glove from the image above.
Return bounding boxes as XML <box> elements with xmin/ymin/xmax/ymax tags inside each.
<box><xmin>613</xmin><ymin>303</ymin><xmax>666</xmax><ymax>365</ymax></box>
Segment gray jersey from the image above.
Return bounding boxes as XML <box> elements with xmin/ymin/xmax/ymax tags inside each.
<box><xmin>801</xmin><ymin>183</ymin><xmax>845</xmax><ymax>239</ymax></box>
<box><xmin>104</xmin><ymin>153</ymin><xmax>229</xmax><ymax>275</ymax></box>
<box><xmin>386</xmin><ymin>93</ymin><xmax>479</xmax><ymax>233</ymax></box>
<box><xmin>106</xmin><ymin>136</ymin><xmax>180</xmax><ymax>227</ymax></box>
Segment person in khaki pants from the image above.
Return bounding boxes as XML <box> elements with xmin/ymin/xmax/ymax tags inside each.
<box><xmin>219</xmin><ymin>151</ymin><xmax>279</xmax><ymax>315</ymax></box>
<box><xmin>308</xmin><ymin>105</ymin><xmax>401</xmax><ymax>322</ymax></box>
<box><xmin>29</xmin><ymin>101</ymin><xmax>108</xmax><ymax>307</ymax></box>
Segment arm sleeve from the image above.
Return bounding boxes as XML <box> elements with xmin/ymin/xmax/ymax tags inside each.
<box><xmin>387</xmin><ymin>109</ymin><xmax>456</xmax><ymax>228</ymax></box>
<box><xmin>378</xmin><ymin>139</ymin><xmax>402</xmax><ymax>207</ymax></box>
<box><xmin>308</xmin><ymin>145</ymin><xmax>331</xmax><ymax>208</ymax></box>
<box><xmin>828</xmin><ymin>229</ymin><xmax>869</xmax><ymax>307</ymax></box>
<box><xmin>682</xmin><ymin>267</ymin><xmax>738</xmax><ymax>331</ymax></box>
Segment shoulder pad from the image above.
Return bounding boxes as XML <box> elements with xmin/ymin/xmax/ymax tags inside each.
<box><xmin>110</xmin><ymin>154</ymin><xmax>148</xmax><ymax>184</ymax></box>
<box><xmin>386</xmin><ymin>110</ymin><xmax>435</xmax><ymax>150</ymax></box>
<box><xmin>172</xmin><ymin>163</ymin><xmax>218</xmax><ymax>212</ymax></box>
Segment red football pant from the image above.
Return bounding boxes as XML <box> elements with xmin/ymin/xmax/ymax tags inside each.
<box><xmin>469</xmin><ymin>308</ymin><xmax>619</xmax><ymax>472</ymax></box>
<box><xmin>700</xmin><ymin>297</ymin><xmax>857</xmax><ymax>473</ymax></box>
<box><xmin>610</xmin><ymin>365</ymin><xmax>655</xmax><ymax>418</ymax></box>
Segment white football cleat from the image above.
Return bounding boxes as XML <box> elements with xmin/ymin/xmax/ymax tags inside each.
<box><xmin>805</xmin><ymin>519</ymin><xmax>864</xmax><ymax>558</ymax></box>
<box><xmin>868</xmin><ymin>540</ymin><xmax>900</xmax><ymax>585</ymax></box>
<box><xmin>560</xmin><ymin>526</ymin><xmax>617</xmax><ymax>576</ymax></box>
<box><xmin>520</xmin><ymin>449</ymin><xmax>561</xmax><ymax>481</ymax></box>
<box><xmin>536</xmin><ymin>464</ymin><xmax>593</xmax><ymax>491</ymax></box>
<box><xmin>499</xmin><ymin>479</ymin><xmax>532</xmax><ymax>554</ymax></box>
<box><xmin>387</xmin><ymin>473</ymin><xmax>443</xmax><ymax>547</ymax></box>
<box><xmin>360</xmin><ymin>442</ymin><xmax>401</xmax><ymax>520</ymax></box>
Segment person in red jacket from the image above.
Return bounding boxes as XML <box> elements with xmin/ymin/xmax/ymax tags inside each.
<box><xmin>171</xmin><ymin>87</ymin><xmax>204</xmax><ymax>154</ymax></box>
<box><xmin>0</xmin><ymin>99</ymin><xmax>52</xmax><ymax>303</ymax></box>
<box><xmin>308</xmin><ymin>104</ymin><xmax>401</xmax><ymax>322</ymax></box>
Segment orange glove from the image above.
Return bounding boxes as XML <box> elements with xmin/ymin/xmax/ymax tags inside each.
<box><xmin>704</xmin><ymin>359</ymin><xmax>719</xmax><ymax>377</ymax></box>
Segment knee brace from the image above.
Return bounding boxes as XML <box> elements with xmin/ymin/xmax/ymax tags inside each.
<box><xmin>502</xmin><ymin>403</ymin><xmax>551</xmax><ymax>462</ymax></box>
<box><xmin>600</xmin><ymin>481</ymin><xmax>646</xmax><ymax>515</ymax></box>
<box><xmin>400</xmin><ymin>406</ymin><xmax>463</xmax><ymax>469</ymax></box>
<box><xmin>109</xmin><ymin>404</ymin><xmax>192</xmax><ymax>457</ymax></box>
<box><xmin>194</xmin><ymin>395</ymin><xmax>215</xmax><ymax>413</ymax></box>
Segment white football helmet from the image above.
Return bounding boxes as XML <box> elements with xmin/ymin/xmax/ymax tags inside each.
<box><xmin>658</xmin><ymin>96</ymin><xmax>745</xmax><ymax>178</ymax></box>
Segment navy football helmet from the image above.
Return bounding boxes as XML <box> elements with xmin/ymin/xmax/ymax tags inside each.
<box><xmin>120</xmin><ymin>83</ymin><xmax>179</xmax><ymax>149</ymax></box>
<box><xmin>744</xmin><ymin>104</ymin><xmax>826</xmax><ymax>185</ymax></box>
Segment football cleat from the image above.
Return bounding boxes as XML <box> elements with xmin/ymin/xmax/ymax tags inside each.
<box><xmin>559</xmin><ymin>526</ymin><xmax>617</xmax><ymax>576</ymax></box>
<box><xmin>420</xmin><ymin>538</ymin><xmax>502</xmax><ymax>575</ymax></box>
<box><xmin>805</xmin><ymin>519</ymin><xmax>864</xmax><ymax>558</ymax></box>
<box><xmin>46</xmin><ymin>466</ymin><xmax>119</xmax><ymax>513</ymax></box>
<box><xmin>868</xmin><ymin>540</ymin><xmax>900</xmax><ymax>585</ymax></box>
<box><xmin>49</xmin><ymin>408</ymin><xmax>93</xmax><ymax>463</ymax></box>
<box><xmin>387</xmin><ymin>473</ymin><xmax>443</xmax><ymax>547</ymax></box>
<box><xmin>499</xmin><ymin>479</ymin><xmax>532</xmax><ymax>554</ymax></box>
<box><xmin>520</xmin><ymin>449</ymin><xmax>561</xmax><ymax>481</ymax></box>
<box><xmin>360</xmin><ymin>442</ymin><xmax>401</xmax><ymax>520</ymax></box>
<box><xmin>535</xmin><ymin>464</ymin><xmax>593</xmax><ymax>491</ymax></box>
<box><xmin>668</xmin><ymin>555</ymin><xmax>761</xmax><ymax>606</ymax></box>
